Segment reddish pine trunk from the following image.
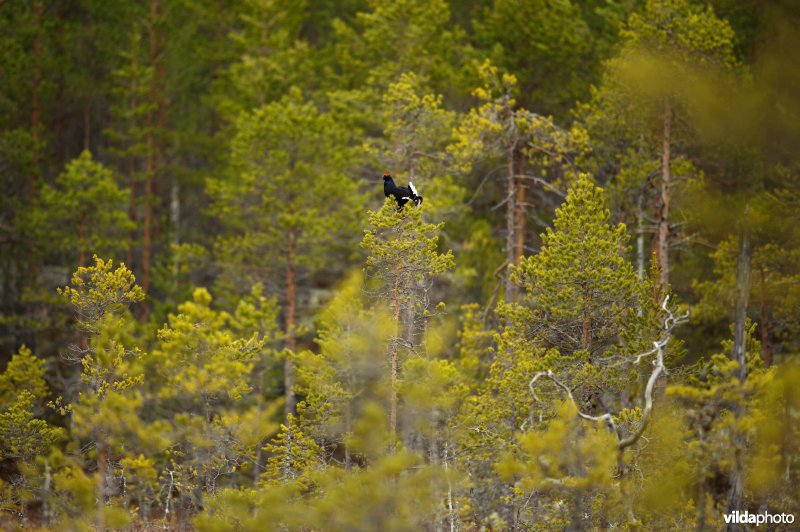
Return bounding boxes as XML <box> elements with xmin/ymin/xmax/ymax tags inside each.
<box><xmin>54</xmin><ymin>1</ymin><xmax>67</xmax><ymax>166</ymax></box>
<box><xmin>505</xmin><ymin>147</ymin><xmax>517</xmax><ymax>305</ymax></box>
<box><xmin>30</xmin><ymin>0</ymin><xmax>42</xmax><ymax>201</ymax></box>
<box><xmin>83</xmin><ymin>103</ymin><xmax>91</xmax><ymax>151</ymax></box>
<box><xmin>142</xmin><ymin>147</ymin><xmax>153</xmax><ymax>323</ymax></box>
<box><xmin>126</xmin><ymin>21</ymin><xmax>141</xmax><ymax>271</ymax></box>
<box><xmin>140</xmin><ymin>0</ymin><xmax>162</xmax><ymax>322</ymax></box>
<box><xmin>582</xmin><ymin>292</ymin><xmax>591</xmax><ymax>352</ymax></box>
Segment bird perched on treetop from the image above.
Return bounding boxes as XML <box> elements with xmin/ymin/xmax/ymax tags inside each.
<box><xmin>383</xmin><ymin>173</ymin><xmax>422</xmax><ymax>209</ymax></box>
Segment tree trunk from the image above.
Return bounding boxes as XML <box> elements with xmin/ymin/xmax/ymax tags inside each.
<box><xmin>759</xmin><ymin>267</ymin><xmax>772</xmax><ymax>366</ymax></box>
<box><xmin>78</xmin><ymin>213</ymin><xmax>87</xmax><ymax>268</ymax></box>
<box><xmin>42</xmin><ymin>459</ymin><xmax>52</xmax><ymax>526</ymax></box>
<box><xmin>657</xmin><ymin>98</ymin><xmax>672</xmax><ymax>293</ymax></box>
<box><xmin>140</xmin><ymin>0</ymin><xmax>163</xmax><ymax>322</ymax></box>
<box><xmin>725</xmin><ymin>223</ymin><xmax>751</xmax><ymax>529</ymax></box>
<box><xmin>83</xmin><ymin>103</ymin><xmax>91</xmax><ymax>152</ymax></box>
<box><xmin>127</xmin><ymin>157</ymin><xmax>138</xmax><ymax>270</ymax></box>
<box><xmin>30</xmin><ymin>0</ymin><xmax>42</xmax><ymax>201</ymax></box>
<box><xmin>732</xmin><ymin>225</ymin><xmax>752</xmax><ymax>383</ymax></box>
<box><xmin>253</xmin><ymin>366</ymin><xmax>265</xmax><ymax>487</ymax></box>
<box><xmin>142</xmin><ymin>143</ymin><xmax>153</xmax><ymax>322</ymax></box>
<box><xmin>514</xmin><ymin>154</ymin><xmax>526</xmax><ymax>268</ymax></box>
<box><xmin>505</xmin><ymin>147</ymin><xmax>517</xmax><ymax>306</ymax></box>
<box><xmin>54</xmin><ymin>0</ymin><xmax>67</xmax><ymax>167</ymax></box>
<box><xmin>696</xmin><ymin>472</ymin><xmax>707</xmax><ymax>531</ymax></box>
<box><xmin>389</xmin><ymin>272</ymin><xmax>401</xmax><ymax>451</ymax></box>
<box><xmin>581</xmin><ymin>292</ymin><xmax>591</xmax><ymax>352</ymax></box>
<box><xmin>170</xmin><ymin>180</ymin><xmax>180</xmax><ymax>302</ymax></box>
<box><xmin>96</xmin><ymin>439</ymin><xmax>107</xmax><ymax>531</ymax></box>
<box><xmin>344</xmin><ymin>399</ymin><xmax>352</xmax><ymax>470</ymax></box>
<box><xmin>284</xmin><ymin>233</ymin><xmax>297</xmax><ymax>419</ymax></box>
<box><xmin>126</xmin><ymin>29</ymin><xmax>141</xmax><ymax>271</ymax></box>
<box><xmin>637</xmin><ymin>190</ymin><xmax>646</xmax><ymax>283</ymax></box>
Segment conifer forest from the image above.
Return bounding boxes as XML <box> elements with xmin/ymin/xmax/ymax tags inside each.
<box><xmin>2</xmin><ymin>0</ymin><xmax>800</xmax><ymax>530</ymax></box>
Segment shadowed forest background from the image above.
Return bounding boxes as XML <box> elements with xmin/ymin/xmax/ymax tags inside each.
<box><xmin>1</xmin><ymin>0</ymin><xmax>799</xmax><ymax>529</ymax></box>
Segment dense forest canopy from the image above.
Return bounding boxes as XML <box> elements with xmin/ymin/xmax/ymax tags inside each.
<box><xmin>1</xmin><ymin>0</ymin><xmax>799</xmax><ymax>529</ymax></box>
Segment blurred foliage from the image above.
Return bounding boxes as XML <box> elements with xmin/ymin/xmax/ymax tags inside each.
<box><xmin>1</xmin><ymin>0</ymin><xmax>799</xmax><ymax>529</ymax></box>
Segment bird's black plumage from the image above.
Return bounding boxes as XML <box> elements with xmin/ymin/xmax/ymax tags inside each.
<box><xmin>383</xmin><ymin>173</ymin><xmax>423</xmax><ymax>208</ymax></box>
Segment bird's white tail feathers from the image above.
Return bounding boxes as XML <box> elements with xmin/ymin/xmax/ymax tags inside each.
<box><xmin>409</xmin><ymin>181</ymin><xmax>423</xmax><ymax>205</ymax></box>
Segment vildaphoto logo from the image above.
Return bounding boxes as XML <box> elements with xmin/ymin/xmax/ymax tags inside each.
<box><xmin>724</xmin><ymin>510</ymin><xmax>795</xmax><ymax>526</ymax></box>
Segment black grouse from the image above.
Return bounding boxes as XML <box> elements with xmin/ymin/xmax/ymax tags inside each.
<box><xmin>383</xmin><ymin>173</ymin><xmax>422</xmax><ymax>208</ymax></box>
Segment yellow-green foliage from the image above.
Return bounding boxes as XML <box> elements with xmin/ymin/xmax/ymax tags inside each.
<box><xmin>58</xmin><ymin>256</ymin><xmax>144</xmax><ymax>334</ymax></box>
<box><xmin>454</xmin><ymin>303</ymin><xmax>494</xmax><ymax>382</ymax></box>
<box><xmin>473</xmin><ymin>0</ymin><xmax>595</xmax><ymax>114</ymax></box>
<box><xmin>375</xmin><ymin>73</ymin><xmax>465</xmax><ymax>219</ymax></box>
<box><xmin>510</xmin><ymin>174</ymin><xmax>651</xmax><ymax>359</ymax></box>
<box><xmin>198</xmin><ymin>450</ymin><xmax>441</xmax><ymax>532</ymax></box>
<box><xmin>295</xmin><ymin>272</ymin><xmax>393</xmax><ymax>443</ymax></box>
<box><xmin>0</xmin><ymin>391</ymin><xmax>62</xmax><ymax>461</ymax></box>
<box><xmin>4</xmin><ymin>0</ymin><xmax>800</xmax><ymax>530</ymax></box>
<box><xmin>401</xmin><ymin>357</ymin><xmax>468</xmax><ymax>438</ymax></box>
<box><xmin>261</xmin><ymin>414</ymin><xmax>324</xmax><ymax>488</ymax></box>
<box><xmin>143</xmin><ymin>285</ymin><xmax>280</xmax><ymax>508</ymax></box>
<box><xmin>659</xmin><ymin>327</ymin><xmax>796</xmax><ymax>526</ymax></box>
<box><xmin>53</xmin><ymin>465</ymin><xmax>95</xmax><ymax>518</ymax></box>
<box><xmin>746</xmin><ymin>364</ymin><xmax>800</xmax><ymax>514</ymax></box>
<box><xmin>0</xmin><ymin>345</ymin><xmax>48</xmax><ymax>409</ymax></box>
<box><xmin>693</xmin><ymin>185</ymin><xmax>800</xmax><ymax>348</ymax></box>
<box><xmin>60</xmin><ymin>256</ymin><xmax>147</xmax><ymax>431</ymax></box>
<box><xmin>632</xmin><ymin>407</ymin><xmax>697</xmax><ymax>528</ymax></box>
<box><xmin>452</xmin><ymin>59</ymin><xmax>589</xmax><ymax>189</ymax></box>
<box><xmin>331</xmin><ymin>0</ymin><xmax>466</xmax><ymax>98</ymax></box>
<box><xmin>37</xmin><ymin>150</ymin><xmax>132</xmax><ymax>260</ymax></box>
<box><xmin>362</xmin><ymin>199</ymin><xmax>454</xmax><ymax>283</ymax></box>
<box><xmin>153</xmin><ymin>288</ymin><xmax>259</xmax><ymax>402</ymax></box>
<box><xmin>210</xmin><ymin>87</ymin><xmax>363</xmax><ymax>304</ymax></box>
<box><xmin>501</xmin><ymin>400</ymin><xmax>617</xmax><ymax>490</ymax></box>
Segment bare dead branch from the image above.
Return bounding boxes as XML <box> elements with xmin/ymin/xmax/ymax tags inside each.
<box><xmin>514</xmin><ymin>174</ymin><xmax>566</xmax><ymax>197</ymax></box>
<box><xmin>527</xmin><ymin>295</ymin><xmax>689</xmax><ymax>451</ymax></box>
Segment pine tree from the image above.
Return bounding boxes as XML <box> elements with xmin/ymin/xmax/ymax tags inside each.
<box><xmin>294</xmin><ymin>272</ymin><xmax>393</xmax><ymax>469</ymax></box>
<box><xmin>510</xmin><ymin>174</ymin><xmax>650</xmax><ymax>361</ymax></box>
<box><xmin>361</xmin><ymin>199</ymin><xmax>454</xmax><ymax>447</ymax></box>
<box><xmin>210</xmin><ymin>87</ymin><xmax>362</xmax><ymax>418</ymax></box>
<box><xmin>473</xmin><ymin>0</ymin><xmax>597</xmax><ymax>116</ymax></box>
<box><xmin>452</xmin><ymin>61</ymin><xmax>589</xmax><ymax>306</ymax></box>
<box><xmin>667</xmin><ymin>326</ymin><xmax>768</xmax><ymax>529</ymax></box>
<box><xmin>37</xmin><ymin>150</ymin><xmax>132</xmax><ymax>267</ymax></box>
<box><xmin>331</xmin><ymin>0</ymin><xmax>468</xmax><ymax>101</ymax></box>
<box><xmin>461</xmin><ymin>175</ymin><xmax>659</xmax><ymax>526</ymax></box>
<box><xmin>58</xmin><ymin>257</ymin><xmax>146</xmax><ymax>530</ymax></box>
<box><xmin>584</xmin><ymin>0</ymin><xmax>739</xmax><ymax>293</ymax></box>
<box><xmin>220</xmin><ymin>0</ymin><xmax>315</xmax><ymax>113</ymax></box>
<box><xmin>374</xmin><ymin>73</ymin><xmax>463</xmax><ymax>220</ymax></box>
<box><xmin>0</xmin><ymin>345</ymin><xmax>62</xmax><ymax>516</ymax></box>
<box><xmin>495</xmin><ymin>400</ymin><xmax>619</xmax><ymax>528</ymax></box>
<box><xmin>145</xmin><ymin>285</ymin><xmax>278</xmax><ymax>510</ymax></box>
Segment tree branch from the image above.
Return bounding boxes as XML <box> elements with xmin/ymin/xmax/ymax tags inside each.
<box><xmin>528</xmin><ymin>295</ymin><xmax>689</xmax><ymax>451</ymax></box>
